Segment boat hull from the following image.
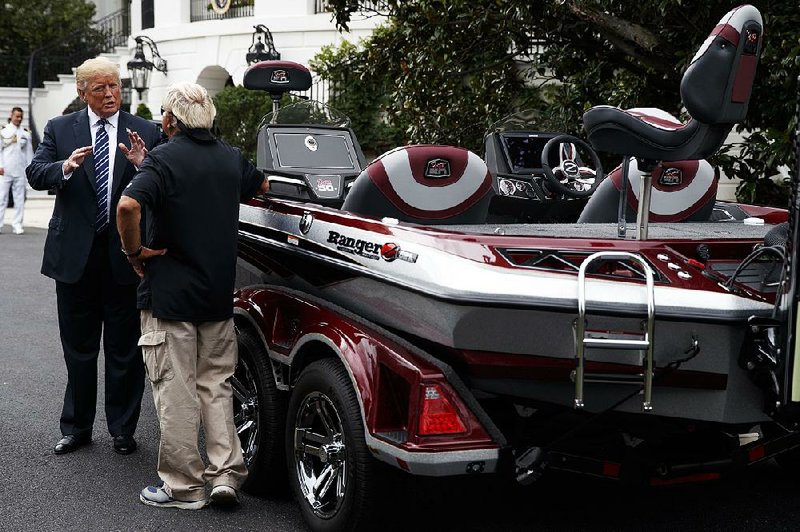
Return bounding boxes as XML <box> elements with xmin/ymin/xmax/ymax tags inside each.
<box><xmin>237</xmin><ymin>199</ymin><xmax>779</xmax><ymax>424</ymax></box>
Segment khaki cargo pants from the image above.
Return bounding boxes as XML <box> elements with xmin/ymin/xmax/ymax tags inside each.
<box><xmin>139</xmin><ymin>310</ymin><xmax>248</xmax><ymax>501</ymax></box>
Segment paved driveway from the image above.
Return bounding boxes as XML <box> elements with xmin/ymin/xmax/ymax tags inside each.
<box><xmin>0</xmin><ymin>228</ymin><xmax>303</xmax><ymax>531</ymax></box>
<box><xmin>3</xmin><ymin>228</ymin><xmax>800</xmax><ymax>532</ymax></box>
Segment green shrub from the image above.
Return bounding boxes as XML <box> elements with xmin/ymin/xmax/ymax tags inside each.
<box><xmin>311</xmin><ymin>37</ymin><xmax>407</xmax><ymax>158</ymax></box>
<box><xmin>135</xmin><ymin>103</ymin><xmax>153</xmax><ymax>120</ymax></box>
<box><xmin>213</xmin><ymin>85</ymin><xmax>272</xmax><ymax>163</ymax></box>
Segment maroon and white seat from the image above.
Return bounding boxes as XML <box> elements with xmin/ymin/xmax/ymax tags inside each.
<box><xmin>579</xmin><ymin>108</ymin><xmax>719</xmax><ymax>223</ymax></box>
<box><xmin>582</xmin><ymin>5</ymin><xmax>763</xmax><ymax>162</ymax></box>
<box><xmin>342</xmin><ymin>145</ymin><xmax>494</xmax><ymax>225</ymax></box>
<box><xmin>578</xmin><ymin>158</ymin><xmax>718</xmax><ymax>223</ymax></box>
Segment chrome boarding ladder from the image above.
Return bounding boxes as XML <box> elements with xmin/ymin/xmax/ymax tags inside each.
<box><xmin>574</xmin><ymin>252</ymin><xmax>655</xmax><ymax>411</ymax></box>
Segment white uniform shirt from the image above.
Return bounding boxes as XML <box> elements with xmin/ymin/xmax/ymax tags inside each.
<box><xmin>0</xmin><ymin>122</ymin><xmax>34</xmax><ymax>177</ymax></box>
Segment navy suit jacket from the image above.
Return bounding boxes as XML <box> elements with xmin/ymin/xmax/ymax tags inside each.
<box><xmin>26</xmin><ymin>109</ymin><xmax>159</xmax><ymax>285</ymax></box>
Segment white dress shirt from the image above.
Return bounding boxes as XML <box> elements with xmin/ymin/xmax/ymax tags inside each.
<box><xmin>63</xmin><ymin>108</ymin><xmax>120</xmax><ymax>218</ymax></box>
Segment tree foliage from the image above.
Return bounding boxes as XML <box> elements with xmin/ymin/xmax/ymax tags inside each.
<box><xmin>213</xmin><ymin>85</ymin><xmax>272</xmax><ymax>162</ymax></box>
<box><xmin>320</xmin><ymin>0</ymin><xmax>800</xmax><ymax>205</ymax></box>
<box><xmin>0</xmin><ymin>0</ymin><xmax>106</xmax><ymax>88</ymax></box>
<box><xmin>310</xmin><ymin>39</ymin><xmax>406</xmax><ymax>157</ymax></box>
<box><xmin>62</xmin><ymin>97</ymin><xmax>86</xmax><ymax>115</ymax></box>
<box><xmin>135</xmin><ymin>103</ymin><xmax>153</xmax><ymax>120</ymax></box>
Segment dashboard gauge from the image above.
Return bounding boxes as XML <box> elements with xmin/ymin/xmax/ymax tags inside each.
<box><xmin>499</xmin><ymin>178</ymin><xmax>517</xmax><ymax>196</ymax></box>
<box><xmin>522</xmin><ymin>182</ymin><xmax>538</xmax><ymax>198</ymax></box>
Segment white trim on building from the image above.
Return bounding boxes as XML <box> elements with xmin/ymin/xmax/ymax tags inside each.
<box><xmin>125</xmin><ymin>0</ymin><xmax>381</xmax><ymax>116</ymax></box>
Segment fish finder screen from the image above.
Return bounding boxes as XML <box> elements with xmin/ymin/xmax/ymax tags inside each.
<box><xmin>501</xmin><ymin>133</ymin><xmax>559</xmax><ymax>174</ymax></box>
<box><xmin>273</xmin><ymin>132</ymin><xmax>356</xmax><ymax>170</ymax></box>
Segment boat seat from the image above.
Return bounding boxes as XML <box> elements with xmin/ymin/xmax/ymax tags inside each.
<box><xmin>578</xmin><ymin>159</ymin><xmax>718</xmax><ymax>223</ymax></box>
<box><xmin>582</xmin><ymin>4</ymin><xmax>763</xmax><ymax>162</ymax></box>
<box><xmin>342</xmin><ymin>144</ymin><xmax>494</xmax><ymax>225</ymax></box>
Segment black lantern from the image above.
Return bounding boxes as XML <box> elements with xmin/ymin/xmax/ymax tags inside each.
<box><xmin>127</xmin><ymin>35</ymin><xmax>168</xmax><ymax>96</ymax></box>
<box><xmin>246</xmin><ymin>24</ymin><xmax>280</xmax><ymax>65</ymax></box>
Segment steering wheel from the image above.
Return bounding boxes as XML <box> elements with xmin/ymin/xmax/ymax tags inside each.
<box><xmin>541</xmin><ymin>135</ymin><xmax>603</xmax><ymax>198</ymax></box>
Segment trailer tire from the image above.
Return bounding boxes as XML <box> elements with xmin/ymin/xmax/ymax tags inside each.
<box><xmin>235</xmin><ymin>327</ymin><xmax>288</xmax><ymax>495</ymax></box>
<box><xmin>286</xmin><ymin>358</ymin><xmax>380</xmax><ymax>532</ymax></box>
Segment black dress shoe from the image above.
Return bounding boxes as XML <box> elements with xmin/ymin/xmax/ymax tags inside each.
<box><xmin>54</xmin><ymin>434</ymin><xmax>91</xmax><ymax>455</ymax></box>
<box><xmin>113</xmin><ymin>435</ymin><xmax>137</xmax><ymax>455</ymax></box>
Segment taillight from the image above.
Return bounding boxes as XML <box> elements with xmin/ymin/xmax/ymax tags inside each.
<box><xmin>418</xmin><ymin>384</ymin><xmax>467</xmax><ymax>435</ymax></box>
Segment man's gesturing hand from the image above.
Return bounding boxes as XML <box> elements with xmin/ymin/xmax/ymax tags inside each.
<box><xmin>62</xmin><ymin>145</ymin><xmax>93</xmax><ymax>175</ymax></box>
<box><xmin>119</xmin><ymin>129</ymin><xmax>148</xmax><ymax>168</ymax></box>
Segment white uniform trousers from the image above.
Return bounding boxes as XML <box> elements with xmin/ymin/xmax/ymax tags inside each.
<box><xmin>0</xmin><ymin>173</ymin><xmax>25</xmax><ymax>231</ymax></box>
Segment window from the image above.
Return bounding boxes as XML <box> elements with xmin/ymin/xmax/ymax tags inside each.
<box><xmin>141</xmin><ymin>0</ymin><xmax>154</xmax><ymax>29</ymax></box>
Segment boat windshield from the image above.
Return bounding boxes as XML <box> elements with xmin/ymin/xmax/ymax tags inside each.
<box><xmin>261</xmin><ymin>100</ymin><xmax>351</xmax><ymax>129</ymax></box>
<box><xmin>488</xmin><ymin>109</ymin><xmax>577</xmax><ymax>136</ymax></box>
<box><xmin>489</xmin><ymin>110</ymin><xmax>541</xmax><ymax>133</ymax></box>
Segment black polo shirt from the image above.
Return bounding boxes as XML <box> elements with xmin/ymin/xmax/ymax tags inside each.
<box><xmin>122</xmin><ymin>132</ymin><xmax>264</xmax><ymax>322</ymax></box>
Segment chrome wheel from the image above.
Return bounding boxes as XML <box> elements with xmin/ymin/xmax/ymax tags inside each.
<box><xmin>232</xmin><ymin>355</ymin><xmax>260</xmax><ymax>467</ymax></box>
<box><xmin>235</xmin><ymin>328</ymin><xmax>287</xmax><ymax>494</ymax></box>
<box><xmin>292</xmin><ymin>391</ymin><xmax>347</xmax><ymax>519</ymax></box>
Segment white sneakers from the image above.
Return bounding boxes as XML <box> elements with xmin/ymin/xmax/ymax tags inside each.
<box><xmin>139</xmin><ymin>483</ymin><xmax>208</xmax><ymax>510</ymax></box>
<box><xmin>210</xmin><ymin>485</ymin><xmax>240</xmax><ymax>507</ymax></box>
<box><xmin>139</xmin><ymin>482</ymin><xmax>239</xmax><ymax>509</ymax></box>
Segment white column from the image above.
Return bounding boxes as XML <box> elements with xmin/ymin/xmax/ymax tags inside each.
<box><xmin>155</xmin><ymin>0</ymin><xmax>190</xmax><ymax>27</ymax></box>
<box><xmin>130</xmin><ymin>0</ymin><xmax>142</xmax><ymax>33</ymax></box>
<box><xmin>130</xmin><ymin>89</ymin><xmax>141</xmax><ymax>116</ymax></box>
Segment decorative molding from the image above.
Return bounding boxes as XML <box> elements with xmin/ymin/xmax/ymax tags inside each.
<box><xmin>211</xmin><ymin>0</ymin><xmax>232</xmax><ymax>15</ymax></box>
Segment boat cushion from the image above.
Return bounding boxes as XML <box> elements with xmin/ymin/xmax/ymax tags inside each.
<box><xmin>578</xmin><ymin>159</ymin><xmax>718</xmax><ymax>223</ymax></box>
<box><xmin>243</xmin><ymin>60</ymin><xmax>312</xmax><ymax>93</ymax></box>
<box><xmin>342</xmin><ymin>145</ymin><xmax>494</xmax><ymax>224</ymax></box>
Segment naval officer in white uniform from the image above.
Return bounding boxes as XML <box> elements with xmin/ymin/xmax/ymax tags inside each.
<box><xmin>0</xmin><ymin>107</ymin><xmax>34</xmax><ymax>234</ymax></box>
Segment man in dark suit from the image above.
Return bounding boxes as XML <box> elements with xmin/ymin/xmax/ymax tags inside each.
<box><xmin>26</xmin><ymin>57</ymin><xmax>159</xmax><ymax>455</ymax></box>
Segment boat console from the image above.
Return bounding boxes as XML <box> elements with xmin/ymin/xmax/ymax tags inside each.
<box><xmin>255</xmin><ymin>124</ymin><xmax>366</xmax><ymax>206</ymax></box>
<box><xmin>243</xmin><ymin>60</ymin><xmax>367</xmax><ymax>207</ymax></box>
<box><xmin>484</xmin><ymin>129</ymin><xmax>597</xmax><ymax>222</ymax></box>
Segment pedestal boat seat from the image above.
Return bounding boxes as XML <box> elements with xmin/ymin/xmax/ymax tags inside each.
<box><xmin>580</xmin><ymin>4</ymin><xmax>762</xmax><ymax>236</ymax></box>
<box><xmin>579</xmin><ymin>110</ymin><xmax>719</xmax><ymax>223</ymax></box>
<box><xmin>583</xmin><ymin>4</ymin><xmax>763</xmax><ymax>162</ymax></box>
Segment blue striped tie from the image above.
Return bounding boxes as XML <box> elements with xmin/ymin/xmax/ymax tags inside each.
<box><xmin>94</xmin><ymin>118</ymin><xmax>110</xmax><ymax>233</ymax></box>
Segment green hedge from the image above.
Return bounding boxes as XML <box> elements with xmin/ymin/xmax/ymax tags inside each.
<box><xmin>213</xmin><ymin>85</ymin><xmax>272</xmax><ymax>163</ymax></box>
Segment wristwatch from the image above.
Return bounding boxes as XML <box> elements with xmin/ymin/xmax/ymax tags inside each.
<box><xmin>123</xmin><ymin>245</ymin><xmax>143</xmax><ymax>258</ymax></box>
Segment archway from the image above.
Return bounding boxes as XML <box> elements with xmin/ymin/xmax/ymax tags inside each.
<box><xmin>196</xmin><ymin>65</ymin><xmax>233</xmax><ymax>98</ymax></box>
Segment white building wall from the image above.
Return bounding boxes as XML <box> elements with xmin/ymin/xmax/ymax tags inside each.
<box><xmin>0</xmin><ymin>88</ymin><xmax>32</xmax><ymax>129</ymax></box>
<box><xmin>25</xmin><ymin>0</ymin><xmax>380</xmax><ymax>135</ymax></box>
<box><xmin>125</xmin><ymin>0</ymin><xmax>380</xmax><ymax>116</ymax></box>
